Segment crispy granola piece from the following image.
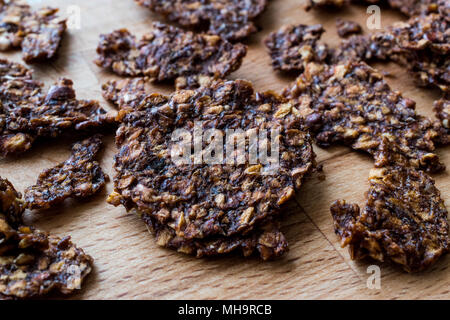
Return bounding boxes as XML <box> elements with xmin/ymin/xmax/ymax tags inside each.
<box><xmin>331</xmin><ymin>166</ymin><xmax>449</xmax><ymax>272</ymax></box>
<box><xmin>0</xmin><ymin>60</ymin><xmax>113</xmax><ymax>156</ymax></box>
<box><xmin>264</xmin><ymin>24</ymin><xmax>329</xmax><ymax>72</ymax></box>
<box><xmin>108</xmin><ymin>79</ymin><xmax>316</xmax><ymax>246</ymax></box>
<box><xmin>145</xmin><ymin>215</ymin><xmax>288</xmax><ymax>260</ymax></box>
<box><xmin>135</xmin><ymin>0</ymin><xmax>268</xmax><ymax>41</ymax></box>
<box><xmin>285</xmin><ymin>62</ymin><xmax>445</xmax><ymax>172</ymax></box>
<box><xmin>0</xmin><ymin>177</ymin><xmax>24</xmax><ymax>226</ymax></box>
<box><xmin>0</xmin><ymin>0</ymin><xmax>66</xmax><ymax>63</ymax></box>
<box><xmin>333</xmin><ymin>13</ymin><xmax>450</xmax><ymax>92</ymax></box>
<box><xmin>0</xmin><ymin>220</ymin><xmax>93</xmax><ymax>299</ymax></box>
<box><xmin>385</xmin><ymin>0</ymin><xmax>448</xmax><ymax>17</ymax></box>
<box><xmin>95</xmin><ymin>23</ymin><xmax>246</xmax><ymax>87</ymax></box>
<box><xmin>305</xmin><ymin>0</ymin><xmax>348</xmax><ymax>10</ymax></box>
<box><xmin>0</xmin><ymin>177</ymin><xmax>93</xmax><ymax>299</ymax></box>
<box><xmin>24</xmin><ymin>135</ymin><xmax>107</xmax><ymax>210</ymax></box>
<box><xmin>336</xmin><ymin>18</ymin><xmax>362</xmax><ymax>38</ymax></box>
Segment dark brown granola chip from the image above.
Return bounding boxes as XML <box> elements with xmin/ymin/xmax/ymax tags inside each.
<box><xmin>0</xmin><ymin>177</ymin><xmax>25</xmax><ymax>227</ymax></box>
<box><xmin>135</xmin><ymin>0</ymin><xmax>268</xmax><ymax>41</ymax></box>
<box><xmin>264</xmin><ymin>24</ymin><xmax>329</xmax><ymax>72</ymax></box>
<box><xmin>331</xmin><ymin>166</ymin><xmax>449</xmax><ymax>272</ymax></box>
<box><xmin>0</xmin><ymin>59</ymin><xmax>113</xmax><ymax>156</ymax></box>
<box><xmin>0</xmin><ymin>0</ymin><xmax>66</xmax><ymax>63</ymax></box>
<box><xmin>0</xmin><ymin>177</ymin><xmax>93</xmax><ymax>299</ymax></box>
<box><xmin>285</xmin><ymin>62</ymin><xmax>446</xmax><ymax>172</ymax></box>
<box><xmin>0</xmin><ymin>222</ymin><xmax>93</xmax><ymax>299</ymax></box>
<box><xmin>108</xmin><ymin>79</ymin><xmax>315</xmax><ymax>257</ymax></box>
<box><xmin>145</xmin><ymin>215</ymin><xmax>288</xmax><ymax>260</ymax></box>
<box><xmin>95</xmin><ymin>23</ymin><xmax>246</xmax><ymax>87</ymax></box>
<box><xmin>305</xmin><ymin>0</ymin><xmax>348</xmax><ymax>10</ymax></box>
<box><xmin>384</xmin><ymin>0</ymin><xmax>448</xmax><ymax>17</ymax></box>
<box><xmin>24</xmin><ymin>135</ymin><xmax>107</xmax><ymax>210</ymax></box>
<box><xmin>336</xmin><ymin>18</ymin><xmax>362</xmax><ymax>38</ymax></box>
<box><xmin>333</xmin><ymin>13</ymin><xmax>449</xmax><ymax>93</ymax></box>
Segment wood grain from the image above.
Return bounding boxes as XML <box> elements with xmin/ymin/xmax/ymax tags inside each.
<box><xmin>0</xmin><ymin>0</ymin><xmax>448</xmax><ymax>300</ymax></box>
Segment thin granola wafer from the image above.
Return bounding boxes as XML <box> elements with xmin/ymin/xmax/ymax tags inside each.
<box><xmin>0</xmin><ymin>59</ymin><xmax>113</xmax><ymax>156</ymax></box>
<box><xmin>331</xmin><ymin>166</ymin><xmax>449</xmax><ymax>272</ymax></box>
<box><xmin>0</xmin><ymin>0</ymin><xmax>66</xmax><ymax>63</ymax></box>
<box><xmin>0</xmin><ymin>177</ymin><xmax>93</xmax><ymax>299</ymax></box>
<box><xmin>264</xmin><ymin>24</ymin><xmax>329</xmax><ymax>72</ymax></box>
<box><xmin>285</xmin><ymin>61</ymin><xmax>446</xmax><ymax>172</ymax></box>
<box><xmin>108</xmin><ymin>79</ymin><xmax>316</xmax><ymax>255</ymax></box>
<box><xmin>135</xmin><ymin>0</ymin><xmax>268</xmax><ymax>41</ymax></box>
<box><xmin>95</xmin><ymin>22</ymin><xmax>246</xmax><ymax>87</ymax></box>
<box><xmin>24</xmin><ymin>135</ymin><xmax>108</xmax><ymax>210</ymax></box>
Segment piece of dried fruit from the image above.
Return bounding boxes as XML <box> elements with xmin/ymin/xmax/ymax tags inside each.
<box><xmin>336</xmin><ymin>18</ymin><xmax>362</xmax><ymax>38</ymax></box>
<box><xmin>285</xmin><ymin>61</ymin><xmax>447</xmax><ymax>172</ymax></box>
<box><xmin>0</xmin><ymin>0</ymin><xmax>66</xmax><ymax>63</ymax></box>
<box><xmin>331</xmin><ymin>166</ymin><xmax>449</xmax><ymax>272</ymax></box>
<box><xmin>0</xmin><ymin>59</ymin><xmax>114</xmax><ymax>156</ymax></box>
<box><xmin>95</xmin><ymin>22</ymin><xmax>246</xmax><ymax>88</ymax></box>
<box><xmin>108</xmin><ymin>79</ymin><xmax>316</xmax><ymax>258</ymax></box>
<box><xmin>135</xmin><ymin>0</ymin><xmax>268</xmax><ymax>41</ymax></box>
<box><xmin>24</xmin><ymin>135</ymin><xmax>108</xmax><ymax>210</ymax></box>
<box><xmin>0</xmin><ymin>177</ymin><xmax>93</xmax><ymax>299</ymax></box>
<box><xmin>264</xmin><ymin>24</ymin><xmax>329</xmax><ymax>72</ymax></box>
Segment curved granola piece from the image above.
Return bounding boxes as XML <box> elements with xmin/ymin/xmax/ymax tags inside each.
<box><xmin>333</xmin><ymin>13</ymin><xmax>450</xmax><ymax>93</ymax></box>
<box><xmin>331</xmin><ymin>166</ymin><xmax>449</xmax><ymax>272</ymax></box>
<box><xmin>108</xmin><ymin>79</ymin><xmax>316</xmax><ymax>243</ymax></box>
<box><xmin>336</xmin><ymin>19</ymin><xmax>362</xmax><ymax>38</ymax></box>
<box><xmin>285</xmin><ymin>62</ymin><xmax>446</xmax><ymax>172</ymax></box>
<box><xmin>95</xmin><ymin>23</ymin><xmax>246</xmax><ymax>86</ymax></box>
<box><xmin>0</xmin><ymin>0</ymin><xmax>66</xmax><ymax>63</ymax></box>
<box><xmin>144</xmin><ymin>214</ymin><xmax>288</xmax><ymax>260</ymax></box>
<box><xmin>0</xmin><ymin>60</ymin><xmax>114</xmax><ymax>156</ymax></box>
<box><xmin>0</xmin><ymin>177</ymin><xmax>93</xmax><ymax>299</ymax></box>
<box><xmin>0</xmin><ymin>221</ymin><xmax>93</xmax><ymax>299</ymax></box>
<box><xmin>135</xmin><ymin>0</ymin><xmax>268</xmax><ymax>41</ymax></box>
<box><xmin>24</xmin><ymin>135</ymin><xmax>107</xmax><ymax>210</ymax></box>
<box><xmin>305</xmin><ymin>0</ymin><xmax>348</xmax><ymax>10</ymax></box>
<box><xmin>385</xmin><ymin>0</ymin><xmax>448</xmax><ymax>17</ymax></box>
<box><xmin>264</xmin><ymin>24</ymin><xmax>329</xmax><ymax>72</ymax></box>
<box><xmin>0</xmin><ymin>177</ymin><xmax>25</xmax><ymax>227</ymax></box>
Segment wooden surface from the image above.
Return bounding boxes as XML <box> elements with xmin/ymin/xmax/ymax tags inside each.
<box><xmin>0</xmin><ymin>0</ymin><xmax>448</xmax><ymax>300</ymax></box>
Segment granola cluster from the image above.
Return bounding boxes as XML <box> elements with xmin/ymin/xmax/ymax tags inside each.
<box><xmin>0</xmin><ymin>177</ymin><xmax>93</xmax><ymax>299</ymax></box>
<box><xmin>0</xmin><ymin>0</ymin><xmax>66</xmax><ymax>63</ymax></box>
<box><xmin>134</xmin><ymin>0</ymin><xmax>268</xmax><ymax>41</ymax></box>
<box><xmin>0</xmin><ymin>59</ymin><xmax>113</xmax><ymax>156</ymax></box>
<box><xmin>285</xmin><ymin>62</ymin><xmax>447</xmax><ymax>172</ymax></box>
<box><xmin>24</xmin><ymin>135</ymin><xmax>108</xmax><ymax>210</ymax></box>
<box><xmin>335</xmin><ymin>18</ymin><xmax>362</xmax><ymax>38</ymax></box>
<box><xmin>95</xmin><ymin>22</ymin><xmax>246</xmax><ymax>88</ymax></box>
<box><xmin>331</xmin><ymin>166</ymin><xmax>449</xmax><ymax>272</ymax></box>
<box><xmin>334</xmin><ymin>13</ymin><xmax>449</xmax><ymax>93</ymax></box>
<box><xmin>264</xmin><ymin>24</ymin><xmax>329</xmax><ymax>72</ymax></box>
<box><xmin>107</xmin><ymin>79</ymin><xmax>316</xmax><ymax>259</ymax></box>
